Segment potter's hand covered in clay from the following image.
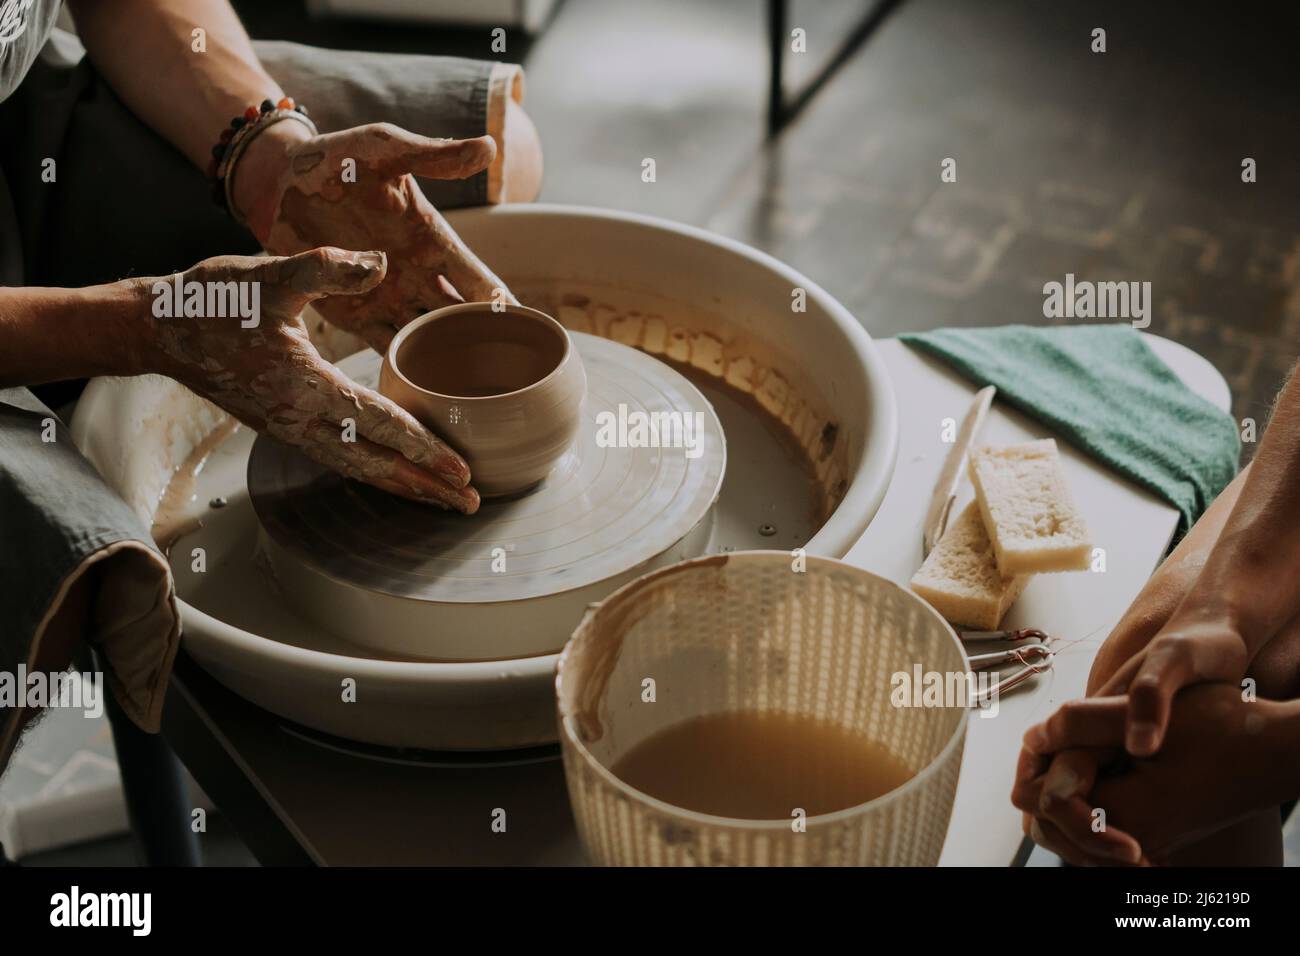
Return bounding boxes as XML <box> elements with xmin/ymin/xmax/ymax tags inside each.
<box><xmin>234</xmin><ymin>121</ymin><xmax>519</xmax><ymax>352</ymax></box>
<box><xmin>142</xmin><ymin>248</ymin><xmax>480</xmax><ymax>513</ymax></box>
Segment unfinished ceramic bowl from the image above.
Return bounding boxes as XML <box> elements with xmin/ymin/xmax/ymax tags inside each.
<box><xmin>380</xmin><ymin>303</ymin><xmax>586</xmax><ymax>497</ymax></box>
<box><xmin>556</xmin><ymin>552</ymin><xmax>968</xmax><ymax>866</ymax></box>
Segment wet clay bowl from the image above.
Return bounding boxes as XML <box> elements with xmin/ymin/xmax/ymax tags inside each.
<box><xmin>379</xmin><ymin>302</ymin><xmax>587</xmax><ymax>497</ymax></box>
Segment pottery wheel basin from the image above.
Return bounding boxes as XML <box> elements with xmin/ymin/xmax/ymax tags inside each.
<box><xmin>70</xmin><ymin>204</ymin><xmax>899</xmax><ymax>751</ymax></box>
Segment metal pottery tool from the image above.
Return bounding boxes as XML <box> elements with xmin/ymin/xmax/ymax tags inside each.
<box><xmin>961</xmin><ymin>629</ymin><xmax>1054</xmax><ymax>706</ymax></box>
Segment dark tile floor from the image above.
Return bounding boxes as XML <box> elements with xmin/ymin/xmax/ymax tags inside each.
<box><xmin>50</xmin><ymin>0</ymin><xmax>1286</xmax><ymax>867</ymax></box>
<box><xmin>703</xmin><ymin>0</ymin><xmax>1300</xmax><ymax>455</ymax></box>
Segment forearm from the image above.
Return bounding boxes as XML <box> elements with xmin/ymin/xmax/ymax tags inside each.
<box><xmin>1195</xmin><ymin>366</ymin><xmax>1300</xmax><ymax>652</ymax></box>
<box><xmin>1087</xmin><ymin>465</ymin><xmax>1250</xmax><ymax>692</ymax></box>
<box><xmin>67</xmin><ymin>0</ymin><xmax>282</xmax><ymax>170</ymax></box>
<box><xmin>0</xmin><ymin>284</ymin><xmax>145</xmax><ymax>387</ymax></box>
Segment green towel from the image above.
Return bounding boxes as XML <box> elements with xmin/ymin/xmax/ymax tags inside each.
<box><xmin>898</xmin><ymin>324</ymin><xmax>1240</xmax><ymax>535</ymax></box>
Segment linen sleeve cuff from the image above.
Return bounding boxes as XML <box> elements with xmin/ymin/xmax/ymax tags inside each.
<box><xmin>485</xmin><ymin>62</ymin><xmax>526</xmax><ymax>204</ymax></box>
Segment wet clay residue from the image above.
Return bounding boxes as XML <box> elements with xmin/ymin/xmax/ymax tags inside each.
<box><xmin>661</xmin><ymin>355</ymin><xmax>833</xmax><ymax>529</ymax></box>
<box><xmin>151</xmin><ymin>418</ymin><xmax>240</xmax><ymax>552</ymax></box>
<box><xmin>685</xmin><ymin>553</ymin><xmax>731</xmax><ymax>569</ymax></box>
<box><xmin>568</xmin><ymin>589</ymin><xmax>659</xmax><ymax>744</ymax></box>
<box><xmin>517</xmin><ymin>280</ymin><xmax>847</xmax><ymax>525</ymax></box>
<box><xmin>568</xmin><ymin>556</ymin><xmax>731</xmax><ymax>743</ymax></box>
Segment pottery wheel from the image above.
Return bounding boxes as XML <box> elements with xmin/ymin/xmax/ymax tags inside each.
<box><xmin>247</xmin><ymin>333</ymin><xmax>726</xmax><ymax>661</ymax></box>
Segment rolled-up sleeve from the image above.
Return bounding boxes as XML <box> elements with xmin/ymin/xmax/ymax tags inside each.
<box><xmin>254</xmin><ymin>40</ymin><xmax>525</xmax><ymax>209</ymax></box>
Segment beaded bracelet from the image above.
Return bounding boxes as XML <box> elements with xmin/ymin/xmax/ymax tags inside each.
<box><xmin>208</xmin><ymin>97</ymin><xmax>317</xmax><ymax>226</ymax></box>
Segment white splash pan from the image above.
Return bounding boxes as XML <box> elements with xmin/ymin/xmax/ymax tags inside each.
<box><xmin>71</xmin><ymin>204</ymin><xmax>899</xmax><ymax>751</ymax></box>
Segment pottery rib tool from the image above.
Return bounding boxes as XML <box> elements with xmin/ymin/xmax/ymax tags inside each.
<box><xmin>922</xmin><ymin>385</ymin><xmax>996</xmax><ymax>557</ymax></box>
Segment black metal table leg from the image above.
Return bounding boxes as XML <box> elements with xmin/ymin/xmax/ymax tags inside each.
<box><xmin>766</xmin><ymin>0</ymin><xmax>904</xmax><ymax>136</ymax></box>
<box><xmin>95</xmin><ymin>650</ymin><xmax>201</xmax><ymax>866</ymax></box>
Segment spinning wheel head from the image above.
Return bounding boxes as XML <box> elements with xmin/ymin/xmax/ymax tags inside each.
<box><xmin>248</xmin><ymin>333</ymin><xmax>727</xmax><ymax>661</ymax></box>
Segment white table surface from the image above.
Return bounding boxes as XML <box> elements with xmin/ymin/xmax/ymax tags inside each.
<box><xmin>848</xmin><ymin>335</ymin><xmax>1231</xmax><ymax>866</ymax></box>
<box><xmin>166</xmin><ymin>333</ymin><xmax>1230</xmax><ymax>866</ymax></box>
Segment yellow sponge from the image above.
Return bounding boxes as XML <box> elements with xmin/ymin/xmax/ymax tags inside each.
<box><xmin>968</xmin><ymin>439</ymin><xmax>1091</xmax><ymax>575</ymax></box>
<box><xmin>910</xmin><ymin>502</ymin><xmax>1028</xmax><ymax>630</ymax></box>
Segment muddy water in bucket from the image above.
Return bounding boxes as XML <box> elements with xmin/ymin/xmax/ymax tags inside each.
<box><xmin>556</xmin><ymin>552</ymin><xmax>969</xmax><ymax>866</ymax></box>
<box><xmin>611</xmin><ymin>710</ymin><xmax>914</xmax><ymax>819</ymax></box>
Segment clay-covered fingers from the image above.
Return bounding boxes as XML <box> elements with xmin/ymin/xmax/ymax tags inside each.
<box><xmin>320</xmin><ymin>369</ymin><xmax>471</xmax><ymax>489</ymax></box>
<box><xmin>351</xmin><ymin>318</ymin><xmax>400</xmax><ymax>355</ymax></box>
<box><xmin>314</xmin><ymin>361</ymin><xmax>475</xmax><ymax>504</ymax></box>
<box><xmin>344</xmin><ymin>123</ymin><xmax>496</xmax><ymax>181</ymax></box>
<box><xmin>263</xmin><ymin>349</ymin><xmax>478</xmax><ymax>512</ymax></box>
<box><xmin>435</xmin><ymin>274</ymin><xmax>466</xmax><ymax>304</ymax></box>
<box><xmin>414</xmin><ymin>204</ymin><xmax>518</xmax><ymax>309</ymax></box>
<box><xmin>258</xmin><ymin>248</ymin><xmax>396</xmax><ymax>351</ymax></box>
<box><xmin>253</xmin><ymin>247</ymin><xmax>388</xmax><ymax>314</ymax></box>
<box><xmin>306</xmin><ymin>296</ymin><xmax>400</xmax><ymax>353</ymax></box>
<box><xmin>284</xmin><ymin>420</ymin><xmax>479</xmax><ymax>514</ymax></box>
